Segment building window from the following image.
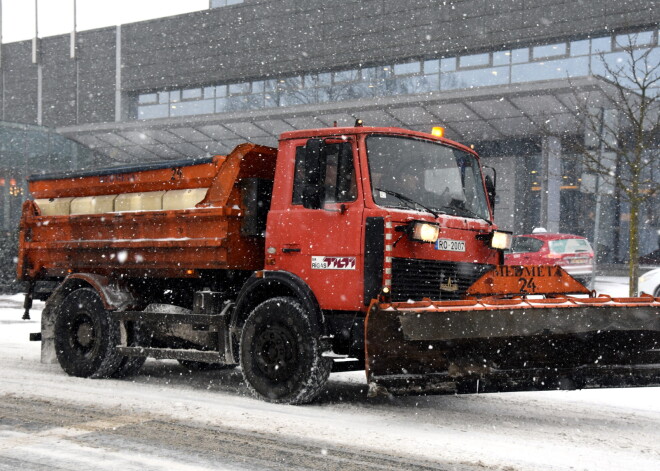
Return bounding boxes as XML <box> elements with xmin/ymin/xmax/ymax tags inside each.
<box><xmin>533</xmin><ymin>43</ymin><xmax>567</xmax><ymax>60</ymax></box>
<box><xmin>210</xmin><ymin>0</ymin><xmax>244</xmax><ymax>8</ymax></box>
<box><xmin>459</xmin><ymin>53</ymin><xmax>490</xmax><ymax>68</ymax></box>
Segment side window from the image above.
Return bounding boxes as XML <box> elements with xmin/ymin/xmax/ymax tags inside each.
<box><xmin>511</xmin><ymin>237</ymin><xmax>544</xmax><ymax>253</ymax></box>
<box><xmin>292</xmin><ymin>142</ymin><xmax>356</xmax><ymax>205</ymax></box>
<box><xmin>292</xmin><ymin>146</ymin><xmax>306</xmax><ymax>205</ymax></box>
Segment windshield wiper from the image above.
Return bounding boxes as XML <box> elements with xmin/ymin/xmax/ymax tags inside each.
<box><xmin>439</xmin><ymin>203</ymin><xmax>492</xmax><ymax>225</ymax></box>
<box><xmin>374</xmin><ymin>188</ymin><xmax>441</xmax><ymax>218</ymax></box>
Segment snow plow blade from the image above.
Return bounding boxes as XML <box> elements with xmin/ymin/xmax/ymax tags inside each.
<box><xmin>365</xmin><ymin>266</ymin><xmax>660</xmax><ymax>396</ymax></box>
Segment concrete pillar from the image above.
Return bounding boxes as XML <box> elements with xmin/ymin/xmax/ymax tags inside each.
<box><xmin>115</xmin><ymin>25</ymin><xmax>122</xmax><ymax>122</ymax></box>
<box><xmin>541</xmin><ymin>136</ymin><xmax>561</xmax><ymax>233</ymax></box>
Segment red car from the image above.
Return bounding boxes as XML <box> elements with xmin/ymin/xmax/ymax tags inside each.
<box><xmin>504</xmin><ymin>231</ymin><xmax>594</xmax><ymax>285</ymax></box>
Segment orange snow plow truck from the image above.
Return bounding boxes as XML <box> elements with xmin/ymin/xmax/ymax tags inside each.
<box><xmin>18</xmin><ymin>123</ymin><xmax>660</xmax><ymax>404</ymax></box>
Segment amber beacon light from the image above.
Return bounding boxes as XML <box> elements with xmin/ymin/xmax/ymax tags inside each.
<box><xmin>431</xmin><ymin>127</ymin><xmax>445</xmax><ymax>137</ymax></box>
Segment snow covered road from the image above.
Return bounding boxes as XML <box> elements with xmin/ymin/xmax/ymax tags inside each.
<box><xmin>1</xmin><ymin>281</ymin><xmax>659</xmax><ymax>470</ymax></box>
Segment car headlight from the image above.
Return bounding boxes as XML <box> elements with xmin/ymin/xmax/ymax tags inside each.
<box><xmin>408</xmin><ymin>221</ymin><xmax>440</xmax><ymax>243</ymax></box>
<box><xmin>490</xmin><ymin>231</ymin><xmax>513</xmax><ymax>250</ymax></box>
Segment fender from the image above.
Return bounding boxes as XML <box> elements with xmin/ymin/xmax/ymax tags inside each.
<box><xmin>232</xmin><ymin>270</ymin><xmax>325</xmax><ymax>336</ymax></box>
<box><xmin>39</xmin><ymin>273</ymin><xmax>135</xmax><ymax>365</ymax></box>
<box><xmin>60</xmin><ymin>273</ymin><xmax>135</xmax><ymax>311</ymax></box>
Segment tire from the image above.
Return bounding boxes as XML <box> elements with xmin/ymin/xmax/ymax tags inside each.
<box><xmin>54</xmin><ymin>288</ymin><xmax>123</xmax><ymax>378</ymax></box>
<box><xmin>111</xmin><ymin>321</ymin><xmax>150</xmax><ymax>378</ymax></box>
<box><xmin>239</xmin><ymin>297</ymin><xmax>331</xmax><ymax>404</ymax></box>
<box><xmin>177</xmin><ymin>359</ymin><xmax>237</xmax><ymax>371</ymax></box>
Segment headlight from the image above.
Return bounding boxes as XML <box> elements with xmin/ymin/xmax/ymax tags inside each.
<box><xmin>490</xmin><ymin>231</ymin><xmax>513</xmax><ymax>250</ymax></box>
<box><xmin>409</xmin><ymin>221</ymin><xmax>440</xmax><ymax>243</ymax></box>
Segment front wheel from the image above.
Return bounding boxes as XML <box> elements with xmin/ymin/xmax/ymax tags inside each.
<box><xmin>54</xmin><ymin>288</ymin><xmax>122</xmax><ymax>378</ymax></box>
<box><xmin>239</xmin><ymin>297</ymin><xmax>331</xmax><ymax>404</ymax></box>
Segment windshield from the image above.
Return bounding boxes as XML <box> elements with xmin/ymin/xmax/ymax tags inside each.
<box><xmin>366</xmin><ymin>135</ymin><xmax>491</xmax><ymax>221</ymax></box>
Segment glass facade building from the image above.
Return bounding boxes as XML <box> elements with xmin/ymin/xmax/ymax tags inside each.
<box><xmin>134</xmin><ymin>29</ymin><xmax>660</xmax><ymax>121</ymax></box>
<box><xmin>0</xmin><ymin>122</ymin><xmax>98</xmax><ymax>230</ymax></box>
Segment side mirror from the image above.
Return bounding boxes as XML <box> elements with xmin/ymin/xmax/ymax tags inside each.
<box><xmin>483</xmin><ymin>166</ymin><xmax>497</xmax><ymax>215</ymax></box>
<box><xmin>301</xmin><ymin>139</ymin><xmax>327</xmax><ymax>209</ymax></box>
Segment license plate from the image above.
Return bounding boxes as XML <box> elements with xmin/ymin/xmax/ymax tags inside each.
<box><xmin>435</xmin><ymin>239</ymin><xmax>466</xmax><ymax>252</ymax></box>
<box><xmin>568</xmin><ymin>258</ymin><xmax>589</xmax><ymax>265</ymax></box>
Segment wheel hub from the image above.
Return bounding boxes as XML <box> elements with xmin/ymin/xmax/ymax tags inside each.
<box><xmin>76</xmin><ymin>323</ymin><xmax>94</xmax><ymax>347</ymax></box>
<box><xmin>70</xmin><ymin>314</ymin><xmax>96</xmax><ymax>353</ymax></box>
<box><xmin>254</xmin><ymin>325</ymin><xmax>297</xmax><ymax>381</ymax></box>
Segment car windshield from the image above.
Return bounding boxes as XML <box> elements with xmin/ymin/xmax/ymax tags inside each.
<box><xmin>549</xmin><ymin>238</ymin><xmax>592</xmax><ymax>254</ymax></box>
<box><xmin>366</xmin><ymin>135</ymin><xmax>490</xmax><ymax>221</ymax></box>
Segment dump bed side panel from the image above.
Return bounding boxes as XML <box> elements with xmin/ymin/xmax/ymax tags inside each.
<box><xmin>19</xmin><ymin>145</ymin><xmax>277</xmax><ymax>280</ymax></box>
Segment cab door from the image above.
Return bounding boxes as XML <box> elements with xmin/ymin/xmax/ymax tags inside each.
<box><xmin>267</xmin><ymin>137</ymin><xmax>365</xmax><ymax>311</ymax></box>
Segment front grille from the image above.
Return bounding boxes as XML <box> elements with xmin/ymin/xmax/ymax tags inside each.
<box><xmin>391</xmin><ymin>258</ymin><xmax>494</xmax><ymax>302</ymax></box>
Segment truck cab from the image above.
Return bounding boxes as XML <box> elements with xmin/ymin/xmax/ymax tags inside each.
<box><xmin>266</xmin><ymin>125</ymin><xmax>504</xmax><ymax>312</ymax></box>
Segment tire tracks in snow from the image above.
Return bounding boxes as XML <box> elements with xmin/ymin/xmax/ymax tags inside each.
<box><xmin>0</xmin><ymin>395</ymin><xmax>465</xmax><ymax>471</ymax></box>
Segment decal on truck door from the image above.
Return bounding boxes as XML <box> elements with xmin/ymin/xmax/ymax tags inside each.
<box><xmin>311</xmin><ymin>256</ymin><xmax>357</xmax><ymax>270</ymax></box>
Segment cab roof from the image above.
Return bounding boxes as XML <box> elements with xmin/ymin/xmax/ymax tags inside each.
<box><xmin>279</xmin><ymin>125</ymin><xmax>478</xmax><ymax>156</ymax></box>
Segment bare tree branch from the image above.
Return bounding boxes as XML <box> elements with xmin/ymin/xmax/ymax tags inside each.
<box><xmin>545</xmin><ymin>34</ymin><xmax>659</xmax><ymax>295</ymax></box>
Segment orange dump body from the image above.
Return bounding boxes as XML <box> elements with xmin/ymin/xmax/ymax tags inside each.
<box><xmin>18</xmin><ymin>143</ymin><xmax>277</xmax><ymax>280</ymax></box>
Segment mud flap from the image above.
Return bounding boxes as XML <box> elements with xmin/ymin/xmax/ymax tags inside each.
<box><xmin>365</xmin><ymin>295</ymin><xmax>660</xmax><ymax>396</ymax></box>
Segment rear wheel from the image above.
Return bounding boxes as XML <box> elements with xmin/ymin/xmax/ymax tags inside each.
<box><xmin>54</xmin><ymin>288</ymin><xmax>122</xmax><ymax>378</ymax></box>
<box><xmin>239</xmin><ymin>297</ymin><xmax>331</xmax><ymax>404</ymax></box>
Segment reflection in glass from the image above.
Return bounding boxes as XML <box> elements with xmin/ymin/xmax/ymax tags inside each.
<box><xmin>493</xmin><ymin>50</ymin><xmax>511</xmax><ymax>66</ymax></box>
<box><xmin>440</xmin><ymin>57</ymin><xmax>456</xmax><ymax>72</ymax></box>
<box><xmin>459</xmin><ymin>53</ymin><xmax>490</xmax><ymax>68</ymax></box>
<box><xmin>139</xmin><ymin>104</ymin><xmax>169</xmax><ymax>119</ymax></box>
<box><xmin>229</xmin><ymin>82</ymin><xmax>250</xmax><ymax>95</ymax></box>
<box><xmin>394</xmin><ymin>61</ymin><xmax>421</xmax><ymax>75</ymax></box>
<box><xmin>424</xmin><ymin>59</ymin><xmax>440</xmax><ymax>74</ymax></box>
<box><xmin>138</xmin><ymin>93</ymin><xmax>158</xmax><ymax>104</ymax></box>
<box><xmin>570</xmin><ymin>40</ymin><xmax>590</xmax><ymax>57</ymax></box>
<box><xmin>512</xmin><ymin>48</ymin><xmax>529</xmax><ymax>63</ymax></box>
<box><xmin>443</xmin><ymin>67</ymin><xmax>509</xmax><ymax>90</ymax></box>
<box><xmin>182</xmin><ymin>88</ymin><xmax>202</xmax><ymax>100</ymax></box>
<box><xmin>367</xmin><ymin>135</ymin><xmax>490</xmax><ymax>220</ymax></box>
<box><xmin>591</xmin><ymin>37</ymin><xmax>611</xmax><ymax>54</ymax></box>
<box><xmin>511</xmin><ymin>57</ymin><xmax>588</xmax><ymax>83</ymax></box>
<box><xmin>169</xmin><ymin>100</ymin><xmax>214</xmax><ymax>117</ymax></box>
<box><xmin>334</xmin><ymin>69</ymin><xmax>359</xmax><ymax>83</ymax></box>
<box><xmin>533</xmin><ymin>43</ymin><xmax>567</xmax><ymax>59</ymax></box>
<box><xmin>252</xmin><ymin>81</ymin><xmax>265</xmax><ymax>93</ymax></box>
<box><xmin>616</xmin><ymin>31</ymin><xmax>654</xmax><ymax>48</ymax></box>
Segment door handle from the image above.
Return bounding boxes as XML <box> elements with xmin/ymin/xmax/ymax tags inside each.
<box><xmin>282</xmin><ymin>247</ymin><xmax>301</xmax><ymax>253</ymax></box>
